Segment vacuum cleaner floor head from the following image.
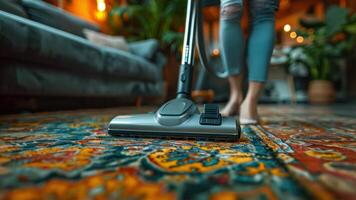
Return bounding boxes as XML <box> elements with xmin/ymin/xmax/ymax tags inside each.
<box><xmin>108</xmin><ymin>99</ymin><xmax>241</xmax><ymax>142</ymax></box>
<box><xmin>108</xmin><ymin>113</ymin><xmax>240</xmax><ymax>141</ymax></box>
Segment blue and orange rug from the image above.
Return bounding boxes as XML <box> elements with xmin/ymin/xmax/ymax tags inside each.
<box><xmin>0</xmin><ymin>106</ymin><xmax>355</xmax><ymax>199</ymax></box>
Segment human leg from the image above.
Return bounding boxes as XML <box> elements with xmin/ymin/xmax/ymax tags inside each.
<box><xmin>219</xmin><ymin>0</ymin><xmax>245</xmax><ymax>116</ymax></box>
<box><xmin>240</xmin><ymin>0</ymin><xmax>278</xmax><ymax>123</ymax></box>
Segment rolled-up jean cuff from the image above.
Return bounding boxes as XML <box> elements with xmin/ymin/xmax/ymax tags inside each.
<box><xmin>248</xmin><ymin>77</ymin><xmax>268</xmax><ymax>82</ymax></box>
<box><xmin>221</xmin><ymin>0</ymin><xmax>243</xmax><ymax>7</ymax></box>
<box><xmin>227</xmin><ymin>67</ymin><xmax>242</xmax><ymax>76</ymax></box>
<box><xmin>249</xmin><ymin>70</ymin><xmax>268</xmax><ymax>82</ymax></box>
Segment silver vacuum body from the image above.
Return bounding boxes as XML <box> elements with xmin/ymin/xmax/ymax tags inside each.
<box><xmin>108</xmin><ymin>98</ymin><xmax>241</xmax><ymax>141</ymax></box>
<box><xmin>108</xmin><ymin>0</ymin><xmax>241</xmax><ymax>141</ymax></box>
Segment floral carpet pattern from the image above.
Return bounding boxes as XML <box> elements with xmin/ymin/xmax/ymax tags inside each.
<box><xmin>0</xmin><ymin>105</ymin><xmax>355</xmax><ymax>200</ymax></box>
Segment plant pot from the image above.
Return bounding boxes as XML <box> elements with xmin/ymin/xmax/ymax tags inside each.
<box><xmin>308</xmin><ymin>80</ymin><xmax>336</xmax><ymax>104</ymax></box>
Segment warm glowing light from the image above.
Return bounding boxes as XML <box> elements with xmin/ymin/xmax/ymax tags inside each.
<box><xmin>290</xmin><ymin>31</ymin><xmax>297</xmax><ymax>39</ymax></box>
<box><xmin>95</xmin><ymin>11</ymin><xmax>107</xmax><ymax>20</ymax></box>
<box><xmin>284</xmin><ymin>24</ymin><xmax>291</xmax><ymax>32</ymax></box>
<box><xmin>96</xmin><ymin>0</ymin><xmax>107</xmax><ymax>20</ymax></box>
<box><xmin>212</xmin><ymin>49</ymin><xmax>220</xmax><ymax>56</ymax></box>
<box><xmin>97</xmin><ymin>0</ymin><xmax>106</xmax><ymax>12</ymax></box>
<box><xmin>296</xmin><ymin>36</ymin><xmax>304</xmax><ymax>43</ymax></box>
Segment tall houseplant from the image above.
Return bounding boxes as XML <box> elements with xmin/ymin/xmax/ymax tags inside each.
<box><xmin>108</xmin><ymin>0</ymin><xmax>187</xmax><ymax>54</ymax></box>
<box><xmin>292</xmin><ymin>6</ymin><xmax>356</xmax><ymax>104</ymax></box>
<box><xmin>108</xmin><ymin>0</ymin><xmax>188</xmax><ymax>99</ymax></box>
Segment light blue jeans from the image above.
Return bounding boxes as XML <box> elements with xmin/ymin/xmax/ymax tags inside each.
<box><xmin>220</xmin><ymin>0</ymin><xmax>279</xmax><ymax>82</ymax></box>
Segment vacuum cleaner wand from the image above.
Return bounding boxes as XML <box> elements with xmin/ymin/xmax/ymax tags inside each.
<box><xmin>177</xmin><ymin>0</ymin><xmax>197</xmax><ymax>98</ymax></box>
<box><xmin>108</xmin><ymin>0</ymin><xmax>241</xmax><ymax>141</ymax></box>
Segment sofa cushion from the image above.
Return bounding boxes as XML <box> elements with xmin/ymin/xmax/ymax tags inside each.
<box><xmin>83</xmin><ymin>29</ymin><xmax>130</xmax><ymax>52</ymax></box>
<box><xmin>21</xmin><ymin>0</ymin><xmax>99</xmax><ymax>37</ymax></box>
<box><xmin>0</xmin><ymin>0</ymin><xmax>28</xmax><ymax>18</ymax></box>
<box><xmin>129</xmin><ymin>39</ymin><xmax>160</xmax><ymax>60</ymax></box>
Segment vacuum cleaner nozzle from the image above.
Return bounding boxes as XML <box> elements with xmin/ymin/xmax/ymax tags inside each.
<box><xmin>108</xmin><ymin>98</ymin><xmax>241</xmax><ymax>141</ymax></box>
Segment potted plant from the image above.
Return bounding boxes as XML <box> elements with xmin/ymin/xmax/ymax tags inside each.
<box><xmin>108</xmin><ymin>0</ymin><xmax>186</xmax><ymax>54</ymax></box>
<box><xmin>291</xmin><ymin>6</ymin><xmax>356</xmax><ymax>104</ymax></box>
<box><xmin>108</xmin><ymin>0</ymin><xmax>187</xmax><ymax>99</ymax></box>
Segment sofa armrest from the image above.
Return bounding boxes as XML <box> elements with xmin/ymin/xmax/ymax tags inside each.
<box><xmin>21</xmin><ymin>0</ymin><xmax>99</xmax><ymax>37</ymax></box>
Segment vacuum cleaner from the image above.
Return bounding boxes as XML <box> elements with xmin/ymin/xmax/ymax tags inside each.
<box><xmin>108</xmin><ymin>0</ymin><xmax>241</xmax><ymax>141</ymax></box>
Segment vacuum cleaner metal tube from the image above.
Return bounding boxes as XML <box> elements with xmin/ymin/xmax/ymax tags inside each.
<box><xmin>177</xmin><ymin>0</ymin><xmax>197</xmax><ymax>99</ymax></box>
<box><xmin>181</xmin><ymin>0</ymin><xmax>196</xmax><ymax>65</ymax></box>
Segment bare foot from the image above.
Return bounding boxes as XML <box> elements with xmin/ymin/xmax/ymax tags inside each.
<box><xmin>221</xmin><ymin>96</ymin><xmax>243</xmax><ymax>117</ymax></box>
<box><xmin>239</xmin><ymin>99</ymin><xmax>259</xmax><ymax>124</ymax></box>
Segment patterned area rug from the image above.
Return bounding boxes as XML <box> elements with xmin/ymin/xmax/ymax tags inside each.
<box><xmin>0</xmin><ymin>105</ymin><xmax>355</xmax><ymax>200</ymax></box>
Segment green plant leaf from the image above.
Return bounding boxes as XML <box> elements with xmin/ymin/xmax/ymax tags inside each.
<box><xmin>325</xmin><ymin>5</ymin><xmax>349</xmax><ymax>36</ymax></box>
<box><xmin>345</xmin><ymin>23</ymin><xmax>356</xmax><ymax>34</ymax></box>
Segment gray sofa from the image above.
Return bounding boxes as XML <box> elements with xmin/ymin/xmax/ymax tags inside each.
<box><xmin>0</xmin><ymin>0</ymin><xmax>165</xmax><ymax>111</ymax></box>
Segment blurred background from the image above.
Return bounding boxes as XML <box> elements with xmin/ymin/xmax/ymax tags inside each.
<box><xmin>0</xmin><ymin>0</ymin><xmax>355</xmax><ymax>113</ymax></box>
